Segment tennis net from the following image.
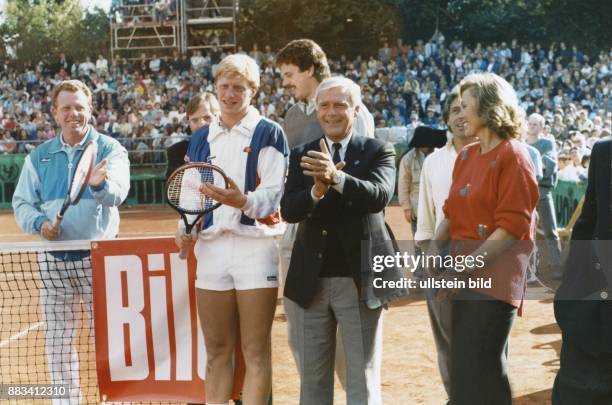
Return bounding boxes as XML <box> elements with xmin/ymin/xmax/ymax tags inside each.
<box><xmin>0</xmin><ymin>240</ymin><xmax>98</xmax><ymax>404</ymax></box>
<box><xmin>0</xmin><ymin>240</ymin><xmax>229</xmax><ymax>405</ymax></box>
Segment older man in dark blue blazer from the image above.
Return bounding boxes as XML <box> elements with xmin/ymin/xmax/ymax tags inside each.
<box><xmin>553</xmin><ymin>138</ymin><xmax>612</xmax><ymax>404</ymax></box>
<box><xmin>281</xmin><ymin>76</ymin><xmax>396</xmax><ymax>404</ymax></box>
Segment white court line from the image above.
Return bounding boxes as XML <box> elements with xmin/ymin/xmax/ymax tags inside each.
<box><xmin>0</xmin><ymin>322</ymin><xmax>44</xmax><ymax>348</ymax></box>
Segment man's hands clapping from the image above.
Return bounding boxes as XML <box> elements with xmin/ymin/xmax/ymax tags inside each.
<box><xmin>300</xmin><ymin>139</ymin><xmax>346</xmax><ymax>198</ymax></box>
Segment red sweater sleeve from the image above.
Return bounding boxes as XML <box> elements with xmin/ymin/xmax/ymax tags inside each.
<box><xmin>493</xmin><ymin>144</ymin><xmax>540</xmax><ymax>239</ymax></box>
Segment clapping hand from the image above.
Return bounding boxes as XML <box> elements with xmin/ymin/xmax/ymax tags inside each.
<box><xmin>300</xmin><ymin>139</ymin><xmax>345</xmax><ymax>184</ymax></box>
<box><xmin>89</xmin><ymin>159</ymin><xmax>108</xmax><ymax>188</ymax></box>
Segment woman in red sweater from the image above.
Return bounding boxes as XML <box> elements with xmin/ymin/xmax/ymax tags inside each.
<box><xmin>435</xmin><ymin>73</ymin><xmax>539</xmax><ymax>405</ymax></box>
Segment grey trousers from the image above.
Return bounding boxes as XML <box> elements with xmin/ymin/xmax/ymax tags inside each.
<box><xmin>425</xmin><ymin>289</ymin><xmax>453</xmax><ymax>398</ymax></box>
<box><xmin>280</xmin><ymin>224</ymin><xmax>348</xmax><ymax>390</ymax></box>
<box><xmin>537</xmin><ymin>187</ymin><xmax>563</xmax><ymax>272</ymax></box>
<box><xmin>284</xmin><ymin>277</ymin><xmax>383</xmax><ymax>405</ymax></box>
<box><xmin>279</xmin><ymin>223</ymin><xmax>297</xmax><ymax>292</ymax></box>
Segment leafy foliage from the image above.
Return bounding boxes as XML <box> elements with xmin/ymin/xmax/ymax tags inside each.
<box><xmin>238</xmin><ymin>0</ymin><xmax>400</xmax><ymax>57</ymax></box>
<box><xmin>1</xmin><ymin>0</ymin><xmax>608</xmax><ymax>63</ymax></box>
<box><xmin>388</xmin><ymin>0</ymin><xmax>610</xmax><ymax>55</ymax></box>
<box><xmin>1</xmin><ymin>0</ymin><xmax>110</xmax><ymax>63</ymax></box>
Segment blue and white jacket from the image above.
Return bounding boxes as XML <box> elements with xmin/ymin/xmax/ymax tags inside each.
<box><xmin>12</xmin><ymin>126</ymin><xmax>130</xmax><ymax>241</ymax></box>
<box><xmin>186</xmin><ymin>107</ymin><xmax>288</xmax><ymax>239</ymax></box>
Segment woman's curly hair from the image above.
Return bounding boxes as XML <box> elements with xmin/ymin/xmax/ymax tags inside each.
<box><xmin>459</xmin><ymin>73</ymin><xmax>525</xmax><ymax>139</ymax></box>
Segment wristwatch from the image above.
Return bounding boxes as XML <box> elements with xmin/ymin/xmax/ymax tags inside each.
<box><xmin>330</xmin><ymin>171</ymin><xmax>343</xmax><ymax>186</ymax></box>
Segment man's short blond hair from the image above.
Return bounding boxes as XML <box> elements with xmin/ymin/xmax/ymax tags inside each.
<box><xmin>51</xmin><ymin>80</ymin><xmax>92</xmax><ymax>107</ymax></box>
<box><xmin>214</xmin><ymin>54</ymin><xmax>260</xmax><ymax>91</ymax></box>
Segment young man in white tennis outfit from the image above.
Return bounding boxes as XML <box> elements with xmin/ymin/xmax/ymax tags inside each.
<box><xmin>176</xmin><ymin>54</ymin><xmax>288</xmax><ymax>405</ymax></box>
<box><xmin>13</xmin><ymin>80</ymin><xmax>130</xmax><ymax>404</ymax></box>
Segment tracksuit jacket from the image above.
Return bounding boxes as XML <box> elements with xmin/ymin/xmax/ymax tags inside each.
<box><xmin>12</xmin><ymin>126</ymin><xmax>130</xmax><ymax>242</ymax></box>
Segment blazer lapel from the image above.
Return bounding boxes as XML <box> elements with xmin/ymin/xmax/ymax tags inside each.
<box><xmin>343</xmin><ymin>134</ymin><xmax>362</xmax><ymax>176</ymax></box>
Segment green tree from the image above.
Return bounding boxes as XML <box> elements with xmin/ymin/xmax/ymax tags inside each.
<box><xmin>73</xmin><ymin>7</ymin><xmax>112</xmax><ymax>60</ymax></box>
<box><xmin>447</xmin><ymin>0</ymin><xmax>551</xmax><ymax>44</ymax></box>
<box><xmin>1</xmin><ymin>0</ymin><xmax>110</xmax><ymax>64</ymax></box>
<box><xmin>385</xmin><ymin>0</ymin><xmax>440</xmax><ymax>43</ymax></box>
<box><xmin>388</xmin><ymin>0</ymin><xmax>610</xmax><ymax>55</ymax></box>
<box><xmin>238</xmin><ymin>0</ymin><xmax>400</xmax><ymax>57</ymax></box>
<box><xmin>3</xmin><ymin>0</ymin><xmax>83</xmax><ymax>62</ymax></box>
<box><xmin>541</xmin><ymin>0</ymin><xmax>611</xmax><ymax>54</ymax></box>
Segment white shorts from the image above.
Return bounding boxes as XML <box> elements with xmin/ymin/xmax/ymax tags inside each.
<box><xmin>194</xmin><ymin>233</ymin><xmax>280</xmax><ymax>291</ymax></box>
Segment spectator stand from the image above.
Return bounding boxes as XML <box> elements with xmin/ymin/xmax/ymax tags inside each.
<box><xmin>110</xmin><ymin>0</ymin><xmax>237</xmax><ymax>63</ymax></box>
<box><xmin>111</xmin><ymin>0</ymin><xmax>181</xmax><ymax>62</ymax></box>
<box><xmin>181</xmin><ymin>0</ymin><xmax>237</xmax><ymax>54</ymax></box>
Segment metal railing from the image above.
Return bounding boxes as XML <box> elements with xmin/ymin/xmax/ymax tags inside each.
<box><xmin>112</xmin><ymin>3</ymin><xmax>178</xmax><ymax>26</ymax></box>
<box><xmin>3</xmin><ymin>135</ymin><xmax>191</xmax><ymax>168</ymax></box>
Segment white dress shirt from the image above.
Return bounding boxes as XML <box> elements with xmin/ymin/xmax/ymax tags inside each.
<box><xmin>311</xmin><ymin>133</ymin><xmax>352</xmax><ymax>202</ymax></box>
<box><xmin>415</xmin><ymin>138</ymin><xmax>459</xmax><ymax>242</ymax></box>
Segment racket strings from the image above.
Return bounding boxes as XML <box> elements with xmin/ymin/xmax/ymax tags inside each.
<box><xmin>69</xmin><ymin>143</ymin><xmax>96</xmax><ymax>202</ymax></box>
<box><xmin>168</xmin><ymin>166</ymin><xmax>218</xmax><ymax>213</ymax></box>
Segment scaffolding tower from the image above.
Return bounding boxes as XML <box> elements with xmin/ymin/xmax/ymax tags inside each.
<box><xmin>110</xmin><ymin>0</ymin><xmax>238</xmax><ymax>62</ymax></box>
<box><xmin>181</xmin><ymin>0</ymin><xmax>237</xmax><ymax>53</ymax></box>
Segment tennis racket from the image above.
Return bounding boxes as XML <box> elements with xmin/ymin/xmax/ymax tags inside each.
<box><xmin>53</xmin><ymin>140</ymin><xmax>97</xmax><ymax>231</ymax></box>
<box><xmin>166</xmin><ymin>162</ymin><xmax>230</xmax><ymax>259</ymax></box>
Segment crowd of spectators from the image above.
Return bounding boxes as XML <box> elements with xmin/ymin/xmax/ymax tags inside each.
<box><xmin>0</xmin><ymin>34</ymin><xmax>610</xmax><ymax>173</ymax></box>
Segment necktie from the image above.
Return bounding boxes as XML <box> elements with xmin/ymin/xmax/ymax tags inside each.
<box><xmin>332</xmin><ymin>143</ymin><xmax>342</xmax><ymax>165</ymax></box>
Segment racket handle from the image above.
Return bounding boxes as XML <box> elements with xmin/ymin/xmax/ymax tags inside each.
<box><xmin>178</xmin><ymin>233</ymin><xmax>193</xmax><ymax>260</ymax></box>
<box><xmin>52</xmin><ymin>214</ymin><xmax>64</xmax><ymax>232</ymax></box>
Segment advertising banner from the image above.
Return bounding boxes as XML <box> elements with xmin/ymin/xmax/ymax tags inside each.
<box><xmin>91</xmin><ymin>237</ymin><xmax>244</xmax><ymax>402</ymax></box>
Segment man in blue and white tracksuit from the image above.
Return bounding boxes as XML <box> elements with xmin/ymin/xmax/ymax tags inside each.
<box><xmin>12</xmin><ymin>80</ymin><xmax>130</xmax><ymax>404</ymax></box>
